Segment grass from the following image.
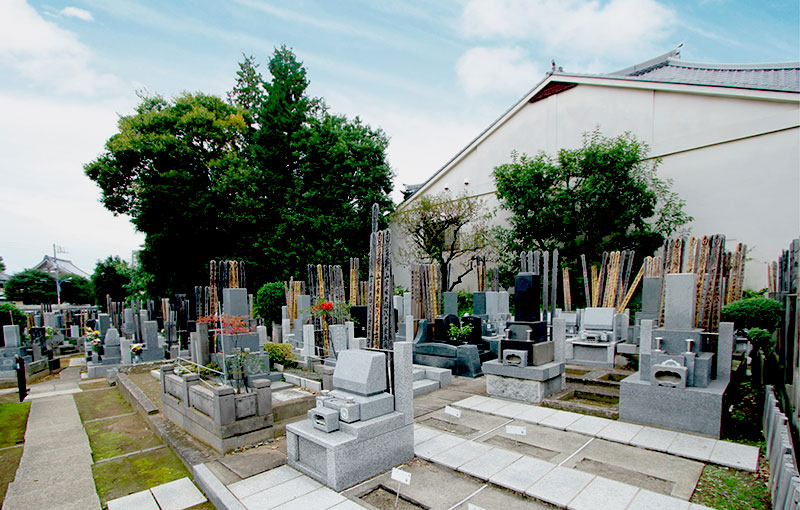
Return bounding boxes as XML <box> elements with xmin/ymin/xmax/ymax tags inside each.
<box><xmin>92</xmin><ymin>448</ymin><xmax>191</xmax><ymax>506</ymax></box>
<box><xmin>84</xmin><ymin>414</ymin><xmax>163</xmax><ymax>461</ymax></box>
<box><xmin>0</xmin><ymin>401</ymin><xmax>31</xmax><ymax>447</ymax></box>
<box><xmin>0</xmin><ymin>446</ymin><xmax>24</xmax><ymax>503</ymax></box>
<box><xmin>691</xmin><ymin>446</ymin><xmax>771</xmax><ymax>510</ymax></box>
<box><xmin>0</xmin><ymin>399</ymin><xmax>30</xmax><ymax>503</ymax></box>
<box><xmin>74</xmin><ymin>388</ymin><xmax>130</xmax><ymax>422</ymax></box>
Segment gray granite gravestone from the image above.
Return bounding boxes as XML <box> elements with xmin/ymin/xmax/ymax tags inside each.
<box><xmin>223</xmin><ymin>288</ymin><xmax>249</xmax><ymax>317</ymax></box>
<box><xmin>443</xmin><ymin>292</ymin><xmax>458</xmax><ymax>316</ymax></box>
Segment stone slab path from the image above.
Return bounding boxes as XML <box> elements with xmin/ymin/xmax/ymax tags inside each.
<box><xmin>451</xmin><ymin>395</ymin><xmax>760</xmax><ymax>471</ymax></box>
<box><xmin>415</xmin><ymin>424</ymin><xmax>715</xmax><ymax>510</ymax></box>
<box><xmin>2</xmin><ymin>366</ymin><xmax>100</xmax><ymax>510</ymax></box>
<box><xmin>106</xmin><ymin>477</ymin><xmax>207</xmax><ymax>510</ymax></box>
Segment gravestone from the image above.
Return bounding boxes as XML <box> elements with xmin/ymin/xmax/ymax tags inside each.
<box><xmin>403</xmin><ymin>292</ymin><xmax>412</xmax><ymax>320</ymax></box>
<box><xmin>514</xmin><ymin>273</ymin><xmax>541</xmax><ymax>322</ymax></box>
<box><xmin>663</xmin><ymin>273</ymin><xmax>697</xmax><ymax>330</ymax></box>
<box><xmin>120</xmin><ymin>337</ymin><xmax>132</xmax><ymax>364</ymax></box>
<box><xmin>485</xmin><ymin>291</ymin><xmax>499</xmax><ymax>316</ymax></box>
<box><xmin>329</xmin><ymin>324</ymin><xmax>348</xmax><ymax>357</ymax></box>
<box><xmin>257</xmin><ymin>325</ymin><xmax>268</xmax><ymax>346</ymax></box>
<box><xmin>223</xmin><ymin>288</ymin><xmax>249</xmax><ymax>317</ymax></box>
<box><xmin>3</xmin><ymin>325</ymin><xmax>20</xmax><ymax>348</ymax></box>
<box><xmin>281</xmin><ymin>318</ymin><xmax>292</xmax><ymax>343</ymax></box>
<box><xmin>43</xmin><ymin>312</ymin><xmax>57</xmax><ymax>329</ymax></box>
<box><xmin>123</xmin><ymin>308</ymin><xmax>136</xmax><ymax>335</ymax></box>
<box><xmin>498</xmin><ymin>291</ymin><xmax>510</xmax><ymax>314</ymax></box>
<box><xmin>70</xmin><ymin>325</ymin><xmax>80</xmax><ymax>338</ymax></box>
<box><xmin>473</xmin><ymin>292</ymin><xmax>487</xmax><ymax>315</ymax></box>
<box><xmin>443</xmin><ymin>292</ymin><xmax>458</xmax><ymax>316</ymax></box>
<box><xmin>98</xmin><ymin>314</ymin><xmax>111</xmax><ymax>341</ymax></box>
<box><xmin>393</xmin><ymin>295</ymin><xmax>404</xmax><ymax>320</ymax></box>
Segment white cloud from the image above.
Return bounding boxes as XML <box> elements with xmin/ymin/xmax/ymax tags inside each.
<box><xmin>0</xmin><ymin>0</ymin><xmax>122</xmax><ymax>95</ymax></box>
<box><xmin>456</xmin><ymin>46</ymin><xmax>541</xmax><ymax>96</ymax></box>
<box><xmin>60</xmin><ymin>6</ymin><xmax>94</xmax><ymax>21</ymax></box>
<box><xmin>460</xmin><ymin>0</ymin><xmax>676</xmax><ymax>64</ymax></box>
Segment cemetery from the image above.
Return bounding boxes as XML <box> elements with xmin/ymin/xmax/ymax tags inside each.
<box><xmin>0</xmin><ymin>19</ymin><xmax>797</xmax><ymax>509</ymax></box>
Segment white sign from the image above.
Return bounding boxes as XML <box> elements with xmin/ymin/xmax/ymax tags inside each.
<box><xmin>391</xmin><ymin>467</ymin><xmax>411</xmax><ymax>485</ymax></box>
<box><xmin>468</xmin><ymin>504</ymin><xmax>487</xmax><ymax>510</ymax></box>
<box><xmin>444</xmin><ymin>406</ymin><xmax>461</xmax><ymax>419</ymax></box>
<box><xmin>506</xmin><ymin>424</ymin><xmax>527</xmax><ymax>436</ymax></box>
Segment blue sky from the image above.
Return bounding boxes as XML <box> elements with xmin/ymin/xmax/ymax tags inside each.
<box><xmin>1</xmin><ymin>0</ymin><xmax>798</xmax><ymax>277</ymax></box>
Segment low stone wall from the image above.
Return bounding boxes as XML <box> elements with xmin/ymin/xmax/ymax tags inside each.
<box><xmin>764</xmin><ymin>385</ymin><xmax>799</xmax><ymax>509</ymax></box>
<box><xmin>160</xmin><ymin>366</ymin><xmax>274</xmax><ymax>453</ymax></box>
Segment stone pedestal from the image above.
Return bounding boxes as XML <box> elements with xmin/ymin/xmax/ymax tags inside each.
<box><xmin>483</xmin><ymin>361</ymin><xmax>565</xmax><ymax>404</ymax></box>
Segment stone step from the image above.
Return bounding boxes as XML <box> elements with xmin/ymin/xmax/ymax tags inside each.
<box><xmin>413</xmin><ymin>379</ymin><xmax>440</xmax><ymax>397</ymax></box>
<box><xmin>413</xmin><ymin>368</ymin><xmax>426</xmax><ymax>381</ymax></box>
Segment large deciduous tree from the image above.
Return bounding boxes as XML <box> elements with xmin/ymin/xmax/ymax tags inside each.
<box><xmin>493</xmin><ymin>130</ymin><xmax>692</xmax><ymax>283</ymax></box>
<box><xmin>393</xmin><ymin>191</ymin><xmax>493</xmax><ymax>292</ymax></box>
<box><xmin>91</xmin><ymin>256</ymin><xmax>132</xmax><ymax>308</ymax></box>
<box><xmin>86</xmin><ymin>46</ymin><xmax>393</xmax><ymax>298</ymax></box>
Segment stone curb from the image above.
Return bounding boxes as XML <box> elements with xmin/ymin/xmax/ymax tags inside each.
<box><xmin>116</xmin><ymin>372</ymin><xmax>158</xmax><ymax>415</ymax></box>
<box><xmin>193</xmin><ymin>463</ymin><xmax>247</xmax><ymax>510</ymax></box>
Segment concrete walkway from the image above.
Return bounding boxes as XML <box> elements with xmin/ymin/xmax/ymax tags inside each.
<box><xmin>2</xmin><ymin>366</ymin><xmax>101</xmax><ymax>510</ymax></box>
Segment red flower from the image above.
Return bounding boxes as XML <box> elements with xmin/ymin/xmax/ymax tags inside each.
<box><xmin>322</xmin><ymin>301</ymin><xmax>333</xmax><ymax>312</ymax></box>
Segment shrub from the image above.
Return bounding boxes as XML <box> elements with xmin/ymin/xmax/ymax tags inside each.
<box><xmin>254</xmin><ymin>282</ymin><xmax>284</xmax><ymax>324</ymax></box>
<box><xmin>457</xmin><ymin>291</ymin><xmax>473</xmax><ymax>316</ymax></box>
<box><xmin>264</xmin><ymin>342</ymin><xmax>296</xmax><ymax>368</ymax></box>
<box><xmin>747</xmin><ymin>327</ymin><xmax>773</xmax><ymax>347</ymax></box>
<box><xmin>0</xmin><ymin>302</ymin><xmax>27</xmax><ymax>331</ymax></box>
<box><xmin>721</xmin><ymin>298</ymin><xmax>784</xmax><ymax>332</ymax></box>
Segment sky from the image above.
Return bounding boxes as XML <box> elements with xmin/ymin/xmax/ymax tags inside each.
<box><xmin>1</xmin><ymin>0</ymin><xmax>798</xmax><ymax>277</ymax></box>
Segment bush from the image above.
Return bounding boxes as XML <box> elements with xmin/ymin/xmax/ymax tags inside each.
<box><xmin>0</xmin><ymin>302</ymin><xmax>27</xmax><ymax>332</ymax></box>
<box><xmin>5</xmin><ymin>269</ymin><xmax>56</xmax><ymax>304</ymax></box>
<box><xmin>721</xmin><ymin>298</ymin><xmax>784</xmax><ymax>332</ymax></box>
<box><xmin>457</xmin><ymin>291</ymin><xmax>473</xmax><ymax>316</ymax></box>
<box><xmin>264</xmin><ymin>342</ymin><xmax>296</xmax><ymax>368</ymax></box>
<box><xmin>254</xmin><ymin>282</ymin><xmax>284</xmax><ymax>324</ymax></box>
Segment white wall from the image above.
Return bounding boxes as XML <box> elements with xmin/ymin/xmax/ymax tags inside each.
<box><xmin>395</xmin><ymin>83</ymin><xmax>800</xmax><ymax>291</ymax></box>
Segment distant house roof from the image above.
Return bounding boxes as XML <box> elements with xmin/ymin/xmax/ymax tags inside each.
<box><xmin>32</xmin><ymin>256</ymin><xmax>90</xmax><ymax>279</ymax></box>
<box><xmin>400</xmin><ymin>46</ymin><xmax>800</xmax><ymax>205</ymax></box>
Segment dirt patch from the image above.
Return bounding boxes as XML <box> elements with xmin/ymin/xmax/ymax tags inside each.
<box><xmin>0</xmin><ymin>402</ymin><xmax>30</xmax><ymax>447</ymax></box>
<box><xmin>598</xmin><ymin>373</ymin><xmax>627</xmax><ymax>382</ymax></box>
<box><xmin>92</xmin><ymin>447</ymin><xmax>190</xmax><ymax>506</ymax></box>
<box><xmin>483</xmin><ymin>435</ymin><xmax>559</xmax><ymax>461</ymax></box>
<box><xmin>127</xmin><ymin>372</ymin><xmax>163</xmax><ymax>411</ymax></box>
<box><xmin>361</xmin><ymin>486</ymin><xmax>429</xmax><ymax>510</ymax></box>
<box><xmin>80</xmin><ymin>380</ymin><xmax>111</xmax><ymax>391</ymax></box>
<box><xmin>0</xmin><ymin>446</ymin><xmax>23</xmax><ymax>503</ymax></box>
<box><xmin>558</xmin><ymin>390</ymin><xmax>618</xmax><ymax>408</ymax></box>
<box><xmin>85</xmin><ymin>413</ymin><xmax>163</xmax><ymax>461</ymax></box>
<box><xmin>420</xmin><ymin>417</ymin><xmax>479</xmax><ymax>437</ymax></box>
<box><xmin>74</xmin><ymin>388</ymin><xmax>131</xmax><ymax>422</ymax></box>
<box><xmin>573</xmin><ymin>458</ymin><xmax>674</xmax><ymax>495</ymax></box>
<box><xmin>566</xmin><ymin>368</ymin><xmax>590</xmax><ymax>376</ymax></box>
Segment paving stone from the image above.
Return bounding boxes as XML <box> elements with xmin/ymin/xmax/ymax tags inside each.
<box><xmin>452</xmin><ymin>395</ymin><xmax>490</xmax><ymax>409</ymax></box>
<box><xmin>472</xmin><ymin>398</ymin><xmax>514</xmax><ymax>414</ymax></box>
<box><xmin>492</xmin><ymin>401</ymin><xmax>534</xmax><ymax>419</ymax></box>
<box><xmin>666</xmin><ymin>433</ymin><xmax>716</xmax><ymax>462</ymax></box>
<box><xmin>626</xmin><ymin>489</ymin><xmax>690</xmax><ymax>510</ymax></box>
<box><xmin>709</xmin><ymin>440</ymin><xmax>759</xmax><ymax>471</ymax></box>
<box><xmin>150</xmin><ymin>477</ymin><xmax>207</xmax><ymax>510</ymax></box>
<box><xmin>538</xmin><ymin>410</ymin><xmax>583</xmax><ymax>430</ymax></box>
<box><xmin>596</xmin><ymin>420</ymin><xmax>644</xmax><ymax>444</ymax></box>
<box><xmin>229</xmin><ymin>465</ymin><xmax>303</xmax><ymax>500</ymax></box>
<box><xmin>489</xmin><ymin>456</ymin><xmax>554</xmax><ymax>492</ymax></box>
<box><xmin>630</xmin><ymin>427</ymin><xmax>680</xmax><ymax>452</ymax></box>
<box><xmin>458</xmin><ymin>447</ymin><xmax>523</xmax><ymax>480</ymax></box>
<box><xmin>566</xmin><ymin>476</ymin><xmax>639</xmax><ymax>510</ymax></box>
<box><xmin>566</xmin><ymin>415</ymin><xmax>612</xmax><ymax>436</ymax></box>
<box><xmin>432</xmin><ymin>440</ymin><xmax>494</xmax><ymax>469</ymax></box>
<box><xmin>106</xmin><ymin>490</ymin><xmax>159</xmax><ymax>510</ymax></box>
<box><xmin>240</xmin><ymin>473</ymin><xmax>321</xmax><ymax>509</ymax></box>
<box><xmin>414</xmin><ymin>425</ymin><xmax>444</xmax><ymax>445</ymax></box>
<box><xmin>516</xmin><ymin>405</ymin><xmax>557</xmax><ymax>424</ymax></box>
<box><xmin>272</xmin><ymin>486</ymin><xmax>346</xmax><ymax>510</ymax></box>
<box><xmin>415</xmin><ymin>433</ymin><xmax>467</xmax><ymax>460</ymax></box>
<box><xmin>525</xmin><ymin>466</ymin><xmax>595</xmax><ymax>507</ymax></box>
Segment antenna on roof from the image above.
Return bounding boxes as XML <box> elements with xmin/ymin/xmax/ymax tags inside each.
<box><xmin>674</xmin><ymin>43</ymin><xmax>683</xmax><ymax>59</ymax></box>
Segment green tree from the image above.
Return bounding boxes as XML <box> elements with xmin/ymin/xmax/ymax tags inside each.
<box><xmin>393</xmin><ymin>191</ymin><xmax>493</xmax><ymax>292</ymax></box>
<box><xmin>0</xmin><ymin>256</ymin><xmax>6</xmax><ymax>272</ymax></box>
<box><xmin>86</xmin><ymin>47</ymin><xmax>393</xmax><ymax>298</ymax></box>
<box><xmin>85</xmin><ymin>93</ymin><xmax>249</xmax><ymax>297</ymax></box>
<box><xmin>0</xmin><ymin>303</ymin><xmax>27</xmax><ymax>331</ymax></box>
<box><xmin>91</xmin><ymin>256</ymin><xmax>131</xmax><ymax>308</ymax></box>
<box><xmin>60</xmin><ymin>274</ymin><xmax>92</xmax><ymax>304</ymax></box>
<box><xmin>253</xmin><ymin>282</ymin><xmax>285</xmax><ymax>325</ymax></box>
<box><xmin>5</xmin><ymin>269</ymin><xmax>56</xmax><ymax>304</ymax></box>
<box><xmin>493</xmin><ymin>130</ymin><xmax>692</xmax><ymax>289</ymax></box>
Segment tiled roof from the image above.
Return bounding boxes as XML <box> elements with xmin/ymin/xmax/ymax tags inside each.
<box><xmin>620</xmin><ymin>58</ymin><xmax>800</xmax><ymax>93</ymax></box>
<box><xmin>33</xmin><ymin>256</ymin><xmax>90</xmax><ymax>279</ymax></box>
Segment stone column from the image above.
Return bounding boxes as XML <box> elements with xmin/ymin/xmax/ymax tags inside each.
<box><xmin>212</xmin><ymin>386</ymin><xmax>235</xmax><ymax>426</ymax></box>
<box><xmin>252</xmin><ymin>379</ymin><xmax>272</xmax><ymax>416</ymax></box>
<box><xmin>717</xmin><ymin>322</ymin><xmax>735</xmax><ymax>381</ymax></box>
<box><xmin>553</xmin><ymin>317</ymin><xmax>566</xmax><ymax>363</ymax></box>
<box><xmin>640</xmin><ymin>319</ymin><xmax>654</xmax><ymax>355</ymax></box>
<box><xmin>405</xmin><ymin>315</ymin><xmax>414</xmax><ymax>344</ymax></box>
<box><xmin>393</xmin><ymin>342</ymin><xmax>414</xmax><ymax>425</ymax></box>
<box><xmin>302</xmin><ymin>324</ymin><xmax>315</xmax><ymax>358</ymax></box>
<box><xmin>281</xmin><ymin>318</ymin><xmax>292</xmax><ymax>343</ymax></box>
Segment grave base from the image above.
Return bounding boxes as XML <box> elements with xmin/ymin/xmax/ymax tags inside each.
<box><xmin>565</xmin><ymin>338</ymin><xmax>623</xmax><ymax>368</ymax></box>
<box><xmin>87</xmin><ymin>361</ymin><xmax>121</xmax><ymax>378</ymax></box>
<box><xmin>619</xmin><ymin>371</ymin><xmax>728</xmax><ymax>437</ymax></box>
<box><xmin>287</xmin><ymin>416</ymin><xmax>414</xmax><ymax>491</ymax></box>
<box><xmin>482</xmin><ymin>360</ymin><xmax>565</xmax><ymax>404</ymax></box>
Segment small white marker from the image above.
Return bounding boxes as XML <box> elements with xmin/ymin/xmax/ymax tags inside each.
<box><xmin>506</xmin><ymin>424</ymin><xmax>527</xmax><ymax>436</ymax></box>
<box><xmin>444</xmin><ymin>406</ymin><xmax>461</xmax><ymax>419</ymax></box>
<box><xmin>391</xmin><ymin>467</ymin><xmax>411</xmax><ymax>485</ymax></box>
<box><xmin>468</xmin><ymin>504</ymin><xmax>487</xmax><ymax>510</ymax></box>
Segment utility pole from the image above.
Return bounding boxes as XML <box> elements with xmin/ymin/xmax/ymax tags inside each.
<box><xmin>53</xmin><ymin>244</ymin><xmax>68</xmax><ymax>306</ymax></box>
